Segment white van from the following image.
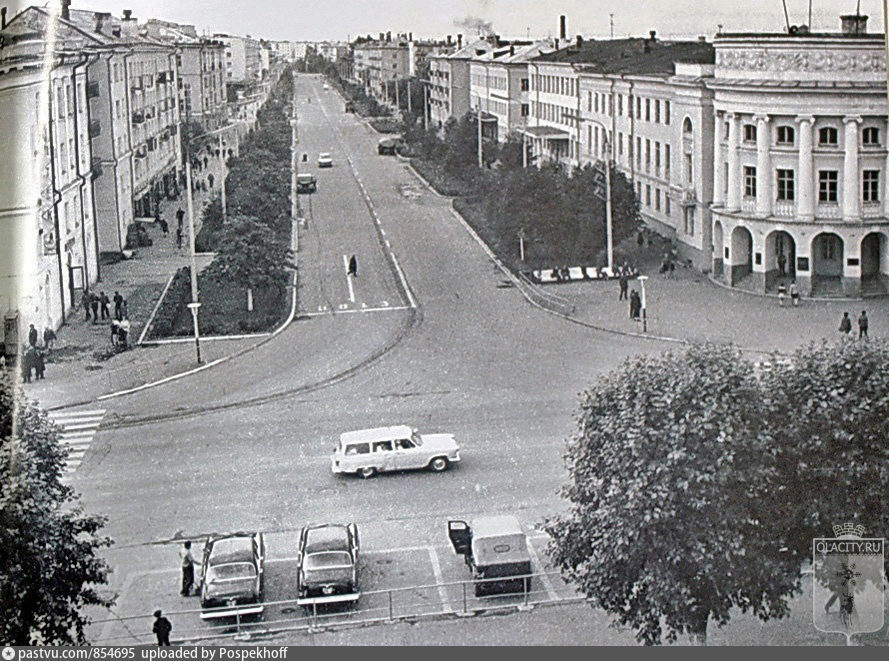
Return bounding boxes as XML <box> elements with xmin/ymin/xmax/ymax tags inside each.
<box><xmin>331</xmin><ymin>425</ymin><xmax>461</xmax><ymax>478</ymax></box>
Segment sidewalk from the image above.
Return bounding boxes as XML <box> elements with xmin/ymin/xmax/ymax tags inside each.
<box><xmin>21</xmin><ymin>155</ymin><xmax>239</xmax><ymax>410</ymax></box>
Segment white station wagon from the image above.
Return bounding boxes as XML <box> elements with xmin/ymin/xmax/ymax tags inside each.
<box><xmin>331</xmin><ymin>426</ymin><xmax>461</xmax><ymax>478</ymax></box>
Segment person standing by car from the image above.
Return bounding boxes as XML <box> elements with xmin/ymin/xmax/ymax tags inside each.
<box><xmin>152</xmin><ymin>610</ymin><xmax>172</xmax><ymax>646</ymax></box>
<box><xmin>179</xmin><ymin>541</ymin><xmax>195</xmax><ymax>596</ymax></box>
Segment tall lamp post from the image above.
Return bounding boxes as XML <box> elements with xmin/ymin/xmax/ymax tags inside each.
<box><xmin>581</xmin><ymin>117</ymin><xmax>614</xmax><ymax>273</ymax></box>
<box><xmin>638</xmin><ymin>274</ymin><xmax>649</xmax><ymax>333</ymax></box>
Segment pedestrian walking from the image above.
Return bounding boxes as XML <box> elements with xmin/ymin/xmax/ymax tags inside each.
<box><xmin>203</xmin><ymin>156</ymin><xmax>208</xmax><ymax>169</ymax></box>
<box><xmin>858</xmin><ymin>310</ymin><xmax>869</xmax><ymax>339</ymax></box>
<box><xmin>618</xmin><ymin>272</ymin><xmax>628</xmax><ymax>300</ymax></box>
<box><xmin>99</xmin><ymin>292</ymin><xmax>110</xmax><ymax>320</ymax></box>
<box><xmin>789</xmin><ymin>280</ymin><xmax>800</xmax><ymax>307</ymax></box>
<box><xmin>179</xmin><ymin>541</ymin><xmax>196</xmax><ymax>596</ymax></box>
<box><xmin>122</xmin><ymin>299</ymin><xmax>129</xmax><ymax>319</ymax></box>
<box><xmin>34</xmin><ymin>349</ymin><xmax>45</xmax><ymax>380</ymax></box>
<box><xmin>839</xmin><ymin>312</ymin><xmax>852</xmax><ymax>336</ymax></box>
<box><xmin>81</xmin><ymin>290</ymin><xmax>92</xmax><ymax>321</ymax></box>
<box><xmin>152</xmin><ymin>610</ymin><xmax>172</xmax><ymax>646</ymax></box>
<box><xmin>629</xmin><ymin>290</ymin><xmax>641</xmax><ymax>320</ymax></box>
<box><xmin>159</xmin><ymin>217</ymin><xmax>169</xmax><ymax>235</ymax></box>
<box><xmin>119</xmin><ymin>317</ymin><xmax>130</xmax><ymax>349</ymax></box>
<box><xmin>348</xmin><ymin>255</ymin><xmax>358</xmax><ymax>277</ymax></box>
<box><xmin>43</xmin><ymin>326</ymin><xmax>56</xmax><ymax>351</ymax></box>
<box><xmin>176</xmin><ymin>207</ymin><xmax>185</xmax><ymax>230</ymax></box>
<box><xmin>21</xmin><ymin>346</ymin><xmax>33</xmax><ymax>383</ymax></box>
<box><xmin>113</xmin><ymin>291</ymin><xmax>123</xmax><ymax>320</ymax></box>
<box><xmin>777</xmin><ymin>282</ymin><xmax>787</xmax><ymax>307</ymax></box>
<box><xmin>207</xmin><ymin>173</ymin><xmax>214</xmax><ymax>189</ymax></box>
<box><xmin>28</xmin><ymin>324</ymin><xmax>38</xmax><ymax>348</ymax></box>
<box><xmin>176</xmin><ymin>227</ymin><xmax>183</xmax><ymax>249</ymax></box>
<box><xmin>90</xmin><ymin>293</ymin><xmax>99</xmax><ymax>323</ymax></box>
<box><xmin>110</xmin><ymin>319</ymin><xmax>120</xmax><ymax>347</ymax></box>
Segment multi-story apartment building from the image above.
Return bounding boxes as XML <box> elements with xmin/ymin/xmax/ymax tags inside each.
<box><xmin>144</xmin><ymin>20</ymin><xmax>227</xmax><ymax>131</ymax></box>
<box><xmin>216</xmin><ymin>34</ymin><xmax>261</xmax><ymax>86</ymax></box>
<box><xmin>428</xmin><ymin>36</ymin><xmax>489</xmax><ymax>129</ymax></box>
<box><xmin>353</xmin><ymin>33</ymin><xmax>410</xmax><ymax>101</ymax></box>
<box><xmin>526</xmin><ymin>35</ymin><xmax>716</xmax><ymax>268</ymax></box>
<box><xmin>0</xmin><ymin>4</ymin><xmax>100</xmax><ymax>345</ymax></box>
<box><xmin>710</xmin><ymin>14</ymin><xmax>889</xmax><ymax>296</ymax></box>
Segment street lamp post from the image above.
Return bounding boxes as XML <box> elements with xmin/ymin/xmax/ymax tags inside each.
<box><xmin>183</xmin><ymin>155</ymin><xmax>202</xmax><ymax>364</ymax></box>
<box><xmin>581</xmin><ymin>118</ymin><xmax>614</xmax><ymax>273</ymax></box>
<box><xmin>218</xmin><ymin>133</ymin><xmax>227</xmax><ymax>223</ymax></box>
<box><xmin>638</xmin><ymin>274</ymin><xmax>649</xmax><ymax>333</ymax></box>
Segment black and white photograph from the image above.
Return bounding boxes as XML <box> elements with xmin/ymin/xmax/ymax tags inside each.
<box><xmin>0</xmin><ymin>0</ymin><xmax>888</xmax><ymax>648</ymax></box>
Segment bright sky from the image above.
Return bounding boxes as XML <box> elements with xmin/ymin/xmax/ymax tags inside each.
<box><xmin>15</xmin><ymin>0</ymin><xmax>888</xmax><ymax>42</ymax></box>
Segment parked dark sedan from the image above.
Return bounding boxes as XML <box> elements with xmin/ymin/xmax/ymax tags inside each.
<box><xmin>296</xmin><ymin>523</ymin><xmax>360</xmax><ymax>606</ymax></box>
<box><xmin>199</xmin><ymin>532</ymin><xmax>266</xmax><ymax>619</ymax></box>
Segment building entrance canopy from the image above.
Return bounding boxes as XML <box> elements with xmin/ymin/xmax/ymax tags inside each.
<box><xmin>520</xmin><ymin>125</ymin><xmax>570</xmax><ymax>140</ymax></box>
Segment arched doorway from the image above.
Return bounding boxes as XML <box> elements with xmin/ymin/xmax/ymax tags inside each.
<box><xmin>811</xmin><ymin>233</ymin><xmax>844</xmax><ymax>295</ymax></box>
<box><xmin>861</xmin><ymin>232</ymin><xmax>888</xmax><ymax>295</ymax></box>
<box><xmin>765</xmin><ymin>230</ymin><xmax>796</xmax><ymax>291</ymax></box>
<box><xmin>730</xmin><ymin>225</ymin><xmax>753</xmax><ymax>285</ymax></box>
<box><xmin>712</xmin><ymin>221</ymin><xmax>724</xmax><ymax>277</ymax></box>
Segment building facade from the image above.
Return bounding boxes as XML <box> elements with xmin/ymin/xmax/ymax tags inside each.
<box><xmin>710</xmin><ymin>16</ymin><xmax>889</xmax><ymax>296</ymax></box>
<box><xmin>217</xmin><ymin>34</ymin><xmax>261</xmax><ymax>86</ymax></box>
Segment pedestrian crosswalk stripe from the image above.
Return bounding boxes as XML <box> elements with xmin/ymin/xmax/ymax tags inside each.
<box><xmin>47</xmin><ymin>408</ymin><xmax>106</xmax><ymax>474</ymax></box>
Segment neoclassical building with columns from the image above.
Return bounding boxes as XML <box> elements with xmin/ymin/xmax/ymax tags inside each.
<box><xmin>710</xmin><ymin>15</ymin><xmax>889</xmax><ymax>297</ymax></box>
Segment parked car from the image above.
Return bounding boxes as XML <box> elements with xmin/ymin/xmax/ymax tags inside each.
<box><xmin>317</xmin><ymin>152</ymin><xmax>333</xmax><ymax>168</ymax></box>
<box><xmin>296</xmin><ymin>523</ymin><xmax>360</xmax><ymax>606</ymax></box>
<box><xmin>447</xmin><ymin>515</ymin><xmax>532</xmax><ymax>597</ymax></box>
<box><xmin>377</xmin><ymin>137</ymin><xmax>403</xmax><ymax>155</ymax></box>
<box><xmin>296</xmin><ymin>173</ymin><xmax>317</xmax><ymax>194</ymax></box>
<box><xmin>331</xmin><ymin>425</ymin><xmax>461</xmax><ymax>478</ymax></box>
<box><xmin>323</xmin><ymin>83</ymin><xmax>330</xmax><ymax>90</ymax></box>
<box><xmin>199</xmin><ymin>532</ymin><xmax>266</xmax><ymax>619</ymax></box>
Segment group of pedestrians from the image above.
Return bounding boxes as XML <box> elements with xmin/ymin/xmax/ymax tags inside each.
<box><xmin>776</xmin><ymin>280</ymin><xmax>801</xmax><ymax>307</ymax></box>
<box><xmin>80</xmin><ymin>289</ymin><xmax>132</xmax><ymax>350</ymax></box>
<box><xmin>20</xmin><ymin>323</ymin><xmax>51</xmax><ymax>382</ymax></box>
<box><xmin>838</xmin><ymin>310</ymin><xmax>869</xmax><ymax>338</ymax></box>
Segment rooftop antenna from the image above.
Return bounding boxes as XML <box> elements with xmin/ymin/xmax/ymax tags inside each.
<box><xmin>781</xmin><ymin>0</ymin><xmax>791</xmax><ymax>31</ymax></box>
<box><xmin>610</xmin><ymin>13</ymin><xmax>614</xmax><ymax>39</ymax></box>
<box><xmin>808</xmin><ymin>0</ymin><xmax>812</xmax><ymax>28</ymax></box>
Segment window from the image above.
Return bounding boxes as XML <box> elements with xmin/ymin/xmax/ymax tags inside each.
<box><xmin>776</xmin><ymin>125</ymin><xmax>795</xmax><ymax>145</ymax></box>
<box><xmin>744</xmin><ymin>166</ymin><xmax>757</xmax><ymax>197</ymax></box>
<box><xmin>627</xmin><ymin>94</ymin><xmax>633</xmax><ymax>116</ymax></box>
<box><xmin>655</xmin><ymin>142</ymin><xmax>661</xmax><ymax>172</ymax></box>
<box><xmin>821</xmin><ymin>237</ymin><xmax>837</xmax><ymax>260</ymax></box>
<box><xmin>618</xmin><ymin>132</ymin><xmax>624</xmax><ymax>156</ymax></box>
<box><xmin>56</xmin><ymin>85</ymin><xmax>65</xmax><ymax>119</ymax></box>
<box><xmin>819</xmin><ymin>127</ymin><xmax>838</xmax><ymax>145</ymax></box>
<box><xmin>645</xmin><ymin>98</ymin><xmax>650</xmax><ymax>122</ymax></box>
<box><xmin>617</xmin><ymin>94</ymin><xmax>622</xmax><ymax>115</ymax></box>
<box><xmin>665</xmin><ymin>196</ymin><xmax>671</xmax><ymax>215</ymax></box>
<box><xmin>776</xmin><ymin>169</ymin><xmax>795</xmax><ymax>201</ymax></box>
<box><xmin>586</xmin><ymin>91</ymin><xmax>592</xmax><ymax>112</ymax></box>
<box><xmin>664</xmin><ymin>144</ymin><xmax>671</xmax><ymax>175</ymax></box>
<box><xmin>521</xmin><ymin>103</ymin><xmax>529</xmax><ymax>117</ymax></box>
<box><xmin>645</xmin><ymin>139</ymin><xmax>651</xmax><ymax>168</ymax></box>
<box><xmin>664</xmin><ymin>101</ymin><xmax>671</xmax><ymax>124</ymax></box>
<box><xmin>636</xmin><ymin>96</ymin><xmax>641</xmax><ymax>119</ymax></box>
<box><xmin>655</xmin><ymin>99</ymin><xmax>660</xmax><ymax>123</ymax></box>
<box><xmin>636</xmin><ymin>136</ymin><xmax>642</xmax><ymax>168</ymax></box>
<box><xmin>655</xmin><ymin>188</ymin><xmax>661</xmax><ymax>211</ymax></box>
<box><xmin>743</xmin><ymin>124</ymin><xmax>757</xmax><ymax>142</ymax></box>
<box><xmin>645</xmin><ymin>185</ymin><xmax>651</xmax><ymax>206</ymax></box>
<box><xmin>863</xmin><ymin>127</ymin><xmax>880</xmax><ymax>146</ymax></box>
<box><xmin>345</xmin><ymin>443</ymin><xmax>370</xmax><ymax>455</ymax></box>
<box><xmin>818</xmin><ymin>170</ymin><xmax>838</xmax><ymax>202</ymax></box>
<box><xmin>372</xmin><ymin>441</ymin><xmax>393</xmax><ymax>453</ymax></box>
<box><xmin>863</xmin><ymin>170</ymin><xmax>880</xmax><ymax>202</ymax></box>
<box><xmin>520</xmin><ymin>78</ymin><xmax>528</xmax><ymax>91</ymax></box>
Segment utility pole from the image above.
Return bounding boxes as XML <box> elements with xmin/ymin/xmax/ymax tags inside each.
<box><xmin>218</xmin><ymin>132</ymin><xmax>227</xmax><ymax>222</ymax></box>
<box><xmin>477</xmin><ymin>104</ymin><xmax>483</xmax><ymax>168</ymax></box>
<box><xmin>395</xmin><ymin>76</ymin><xmax>400</xmax><ymax>111</ymax></box>
<box><xmin>423</xmin><ymin>83</ymin><xmax>429</xmax><ymax>131</ymax></box>
<box><xmin>181</xmin><ymin>105</ymin><xmax>202</xmax><ymax>364</ymax></box>
<box><xmin>407</xmin><ymin>78</ymin><xmax>412</xmax><ymax>113</ymax></box>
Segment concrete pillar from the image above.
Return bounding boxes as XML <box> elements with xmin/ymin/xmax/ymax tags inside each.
<box><xmin>796</xmin><ymin>115</ymin><xmax>814</xmax><ymax>220</ymax></box>
<box><xmin>726</xmin><ymin>113</ymin><xmax>741</xmax><ymax>211</ymax></box>
<box><xmin>843</xmin><ymin>116</ymin><xmax>861</xmax><ymax>221</ymax></box>
<box><xmin>755</xmin><ymin>114</ymin><xmax>771</xmax><ymax>217</ymax></box>
<box><xmin>884</xmin><ymin>148</ymin><xmax>889</xmax><ymax>217</ymax></box>
<box><xmin>713</xmin><ymin>110</ymin><xmax>725</xmax><ymax>207</ymax></box>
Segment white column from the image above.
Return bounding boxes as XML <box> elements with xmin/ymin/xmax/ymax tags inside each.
<box><xmin>726</xmin><ymin>113</ymin><xmax>741</xmax><ymax>211</ymax></box>
<box><xmin>843</xmin><ymin>115</ymin><xmax>861</xmax><ymax>221</ymax></box>
<box><xmin>713</xmin><ymin>110</ymin><xmax>725</xmax><ymax>206</ymax></box>
<box><xmin>884</xmin><ymin>146</ymin><xmax>889</xmax><ymax>217</ymax></box>
<box><xmin>796</xmin><ymin>115</ymin><xmax>814</xmax><ymax>220</ymax></box>
<box><xmin>754</xmin><ymin>114</ymin><xmax>771</xmax><ymax>217</ymax></box>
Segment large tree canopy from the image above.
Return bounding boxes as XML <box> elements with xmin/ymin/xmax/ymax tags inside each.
<box><xmin>1</xmin><ymin>375</ymin><xmax>113</xmax><ymax>644</ymax></box>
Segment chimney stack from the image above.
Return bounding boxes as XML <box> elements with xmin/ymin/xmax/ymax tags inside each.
<box><xmin>559</xmin><ymin>15</ymin><xmax>566</xmax><ymax>40</ymax></box>
<box><xmin>457</xmin><ymin>34</ymin><xmax>462</xmax><ymax>48</ymax></box>
<box><xmin>386</xmin><ymin>31</ymin><xmax>391</xmax><ymax>42</ymax></box>
<box><xmin>649</xmin><ymin>30</ymin><xmax>657</xmax><ymax>41</ymax></box>
<box><xmin>123</xmin><ymin>9</ymin><xmax>132</xmax><ymax>20</ymax></box>
<box><xmin>61</xmin><ymin>0</ymin><xmax>71</xmax><ymax>21</ymax></box>
<box><xmin>121</xmin><ymin>9</ymin><xmax>137</xmax><ymax>37</ymax></box>
<box><xmin>446</xmin><ymin>34</ymin><xmax>452</xmax><ymax>45</ymax></box>
<box><xmin>379</xmin><ymin>32</ymin><xmax>384</xmax><ymax>42</ymax></box>
<box><xmin>409</xmin><ymin>31</ymin><xmax>412</xmax><ymax>41</ymax></box>
<box><xmin>840</xmin><ymin>14</ymin><xmax>868</xmax><ymax>35</ymax></box>
<box><xmin>1</xmin><ymin>7</ymin><xmax>6</xmax><ymax>30</ymax></box>
<box><xmin>576</xmin><ymin>35</ymin><xmax>583</xmax><ymax>48</ymax></box>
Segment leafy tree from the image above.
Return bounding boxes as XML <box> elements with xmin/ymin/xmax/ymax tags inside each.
<box><xmin>759</xmin><ymin>340</ymin><xmax>889</xmax><ymax>577</ymax></box>
<box><xmin>1</xmin><ymin>374</ymin><xmax>113</xmax><ymax>644</ymax></box>
<box><xmin>546</xmin><ymin>344</ymin><xmax>800</xmax><ymax>645</ymax></box>
<box><xmin>206</xmin><ymin>215</ymin><xmax>295</xmax><ymax>310</ymax></box>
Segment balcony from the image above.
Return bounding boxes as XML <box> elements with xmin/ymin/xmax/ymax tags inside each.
<box><xmin>90</xmin><ymin>158</ymin><xmax>103</xmax><ymax>177</ymax></box>
<box><xmin>773</xmin><ymin>200</ymin><xmax>794</xmax><ymax>217</ymax></box>
<box><xmin>132</xmin><ymin>111</ymin><xmax>144</xmax><ymax>124</ymax></box>
<box><xmin>861</xmin><ymin>203</ymin><xmax>883</xmax><ymax>219</ymax></box>
<box><xmin>816</xmin><ymin>203</ymin><xmax>841</xmax><ymax>219</ymax></box>
<box><xmin>741</xmin><ymin>197</ymin><xmax>756</xmax><ymax>213</ymax></box>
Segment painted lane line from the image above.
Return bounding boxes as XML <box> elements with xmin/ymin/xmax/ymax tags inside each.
<box><xmin>301</xmin><ymin>305</ymin><xmax>411</xmax><ymax>318</ymax></box>
<box><xmin>49</xmin><ymin>409</ymin><xmax>107</xmax><ymax>418</ymax></box>
<box><xmin>343</xmin><ymin>254</ymin><xmax>355</xmax><ymax>302</ymax></box>
<box><xmin>388</xmin><ymin>252</ymin><xmax>417</xmax><ymax>309</ymax></box>
<box><xmin>427</xmin><ymin>545</ymin><xmax>454</xmax><ymax>614</ymax></box>
<box><xmin>524</xmin><ymin>538</ymin><xmax>559</xmax><ymax>602</ymax></box>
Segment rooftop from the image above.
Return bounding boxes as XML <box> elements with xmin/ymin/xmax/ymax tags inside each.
<box><xmin>532</xmin><ymin>37</ymin><xmax>715</xmax><ymax>74</ymax></box>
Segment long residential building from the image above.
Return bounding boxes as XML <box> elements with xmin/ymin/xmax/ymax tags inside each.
<box><xmin>216</xmin><ymin>33</ymin><xmax>261</xmax><ymax>86</ymax></box>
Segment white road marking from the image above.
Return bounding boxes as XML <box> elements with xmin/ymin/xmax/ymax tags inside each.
<box><xmin>338</xmin><ymin>303</ymin><xmax>348</xmax><ymax>310</ymax></box>
<box><xmin>301</xmin><ymin>305</ymin><xmax>410</xmax><ymax>318</ymax></box>
<box><xmin>524</xmin><ymin>538</ymin><xmax>559</xmax><ymax>602</ymax></box>
<box><xmin>388</xmin><ymin>252</ymin><xmax>417</xmax><ymax>309</ymax></box>
<box><xmin>343</xmin><ymin>254</ymin><xmax>355</xmax><ymax>302</ymax></box>
<box><xmin>427</xmin><ymin>545</ymin><xmax>454</xmax><ymax>614</ymax></box>
<box><xmin>47</xmin><ymin>408</ymin><xmax>106</xmax><ymax>473</ymax></box>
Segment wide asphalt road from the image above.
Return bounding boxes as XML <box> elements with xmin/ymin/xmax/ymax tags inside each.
<box><xmin>77</xmin><ymin>74</ymin><xmax>676</xmax><ymax>634</ymax></box>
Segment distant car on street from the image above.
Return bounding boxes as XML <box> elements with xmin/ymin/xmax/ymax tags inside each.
<box><xmin>296</xmin><ymin>523</ymin><xmax>360</xmax><ymax>606</ymax></box>
<box><xmin>331</xmin><ymin>425</ymin><xmax>461</xmax><ymax>478</ymax></box>
<box><xmin>377</xmin><ymin>137</ymin><xmax>403</xmax><ymax>155</ymax></box>
<box><xmin>296</xmin><ymin>173</ymin><xmax>317</xmax><ymax>194</ymax></box>
<box><xmin>199</xmin><ymin>532</ymin><xmax>266</xmax><ymax>619</ymax></box>
<box><xmin>323</xmin><ymin>83</ymin><xmax>330</xmax><ymax>90</ymax></box>
<box><xmin>317</xmin><ymin>152</ymin><xmax>333</xmax><ymax>168</ymax></box>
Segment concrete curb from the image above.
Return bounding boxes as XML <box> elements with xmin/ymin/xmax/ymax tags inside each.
<box><xmin>706</xmin><ymin>272</ymin><xmax>886</xmax><ymax>302</ymax></box>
